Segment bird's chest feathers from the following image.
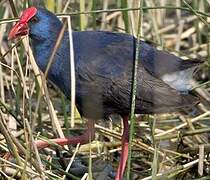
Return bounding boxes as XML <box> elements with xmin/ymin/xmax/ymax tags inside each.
<box><xmin>33</xmin><ymin>39</ymin><xmax>63</xmax><ymax>73</ymax></box>
<box><xmin>32</xmin><ymin>40</ymin><xmax>70</xmax><ymax>91</ymax></box>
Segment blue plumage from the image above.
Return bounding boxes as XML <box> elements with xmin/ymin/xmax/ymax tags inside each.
<box><xmin>26</xmin><ymin>8</ymin><xmax>200</xmax><ymax>119</ymax></box>
<box><xmin>8</xmin><ymin>7</ymin><xmax>203</xmax><ymax>178</ymax></box>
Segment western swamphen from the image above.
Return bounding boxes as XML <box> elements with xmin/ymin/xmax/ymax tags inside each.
<box><xmin>9</xmin><ymin>7</ymin><xmax>202</xmax><ymax>179</ymax></box>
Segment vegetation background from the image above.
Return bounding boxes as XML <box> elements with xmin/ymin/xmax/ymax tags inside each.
<box><xmin>0</xmin><ymin>0</ymin><xmax>210</xmax><ymax>179</ymax></box>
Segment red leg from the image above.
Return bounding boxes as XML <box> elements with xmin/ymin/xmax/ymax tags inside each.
<box><xmin>35</xmin><ymin>120</ymin><xmax>95</xmax><ymax>149</ymax></box>
<box><xmin>115</xmin><ymin>116</ymin><xmax>129</xmax><ymax>180</ymax></box>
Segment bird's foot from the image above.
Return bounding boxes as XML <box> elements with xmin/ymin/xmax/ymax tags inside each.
<box><xmin>115</xmin><ymin>116</ymin><xmax>129</xmax><ymax>180</ymax></box>
<box><xmin>35</xmin><ymin>120</ymin><xmax>95</xmax><ymax>149</ymax></box>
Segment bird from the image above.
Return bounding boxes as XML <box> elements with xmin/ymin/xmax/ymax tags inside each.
<box><xmin>8</xmin><ymin>7</ymin><xmax>202</xmax><ymax>180</ymax></box>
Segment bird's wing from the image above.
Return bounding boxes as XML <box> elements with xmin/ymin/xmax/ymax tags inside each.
<box><xmin>75</xmin><ymin>31</ymin><xmax>202</xmax><ymax>78</ymax></box>
<box><xmin>76</xmin><ymin>41</ymin><xmax>198</xmax><ymax>114</ymax></box>
<box><xmin>102</xmin><ymin>63</ymin><xmax>198</xmax><ymax>114</ymax></box>
<box><xmin>142</xmin><ymin>46</ymin><xmax>203</xmax><ymax>78</ymax></box>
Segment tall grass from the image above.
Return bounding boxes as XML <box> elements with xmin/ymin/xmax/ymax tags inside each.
<box><xmin>0</xmin><ymin>0</ymin><xmax>209</xmax><ymax>179</ymax></box>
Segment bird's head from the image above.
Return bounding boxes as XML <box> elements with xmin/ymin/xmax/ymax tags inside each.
<box><xmin>8</xmin><ymin>7</ymin><xmax>62</xmax><ymax>41</ymax></box>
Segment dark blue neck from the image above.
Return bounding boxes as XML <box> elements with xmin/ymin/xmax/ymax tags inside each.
<box><xmin>31</xmin><ymin>31</ymin><xmax>73</xmax><ymax>97</ymax></box>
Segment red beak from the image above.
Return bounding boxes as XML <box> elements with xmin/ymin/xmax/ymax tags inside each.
<box><xmin>8</xmin><ymin>7</ymin><xmax>37</xmax><ymax>40</ymax></box>
<box><xmin>8</xmin><ymin>22</ymin><xmax>29</xmax><ymax>40</ymax></box>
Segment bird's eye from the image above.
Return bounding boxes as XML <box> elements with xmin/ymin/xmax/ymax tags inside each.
<box><xmin>30</xmin><ymin>16</ymin><xmax>39</xmax><ymax>24</ymax></box>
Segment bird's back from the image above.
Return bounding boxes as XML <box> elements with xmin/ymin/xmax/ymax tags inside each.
<box><xmin>32</xmin><ymin>30</ymin><xmax>199</xmax><ymax>119</ymax></box>
<box><xmin>71</xmin><ymin>31</ymin><xmax>199</xmax><ymax>118</ymax></box>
